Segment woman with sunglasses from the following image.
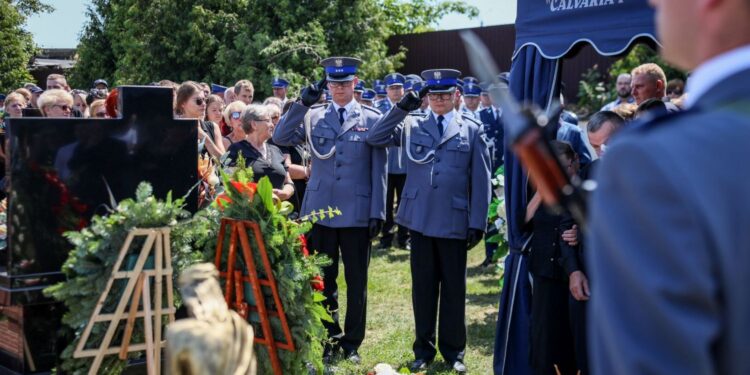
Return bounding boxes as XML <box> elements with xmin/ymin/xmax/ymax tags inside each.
<box><xmin>226</xmin><ymin>104</ymin><xmax>294</xmax><ymax>201</ymax></box>
<box><xmin>175</xmin><ymin>81</ymin><xmax>225</xmax><ymax>159</ymax></box>
<box><xmin>221</xmin><ymin>100</ymin><xmax>247</xmax><ymax>150</ymax></box>
<box><xmin>37</xmin><ymin>89</ymin><xmax>75</xmax><ymax>118</ymax></box>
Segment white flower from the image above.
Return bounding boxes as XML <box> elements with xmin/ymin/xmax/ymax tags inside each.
<box><xmin>373</xmin><ymin>363</ymin><xmax>398</xmax><ymax>375</ymax></box>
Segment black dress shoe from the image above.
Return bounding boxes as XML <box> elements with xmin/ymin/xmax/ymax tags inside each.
<box><xmin>344</xmin><ymin>350</ymin><xmax>361</xmax><ymax>364</ymax></box>
<box><xmin>480</xmin><ymin>258</ymin><xmax>493</xmax><ymax>268</ymax></box>
<box><xmin>410</xmin><ymin>358</ymin><xmax>432</xmax><ymax>371</ymax></box>
<box><xmin>451</xmin><ymin>360</ymin><xmax>467</xmax><ymax>373</ymax></box>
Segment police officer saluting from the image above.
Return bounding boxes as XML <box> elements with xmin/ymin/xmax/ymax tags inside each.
<box><xmin>272</xmin><ymin>56</ymin><xmax>386</xmax><ymax>364</ymax></box>
<box><xmin>367</xmin><ymin>69</ymin><xmax>491</xmax><ymax>373</ymax></box>
<box><xmin>377</xmin><ymin>72</ymin><xmax>410</xmax><ymax>250</ymax></box>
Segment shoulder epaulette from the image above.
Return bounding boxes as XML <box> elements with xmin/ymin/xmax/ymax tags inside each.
<box><xmin>461</xmin><ymin>114</ymin><xmax>483</xmax><ymax>126</ymax></box>
<box><xmin>362</xmin><ymin>105</ymin><xmax>382</xmax><ymax>115</ymax></box>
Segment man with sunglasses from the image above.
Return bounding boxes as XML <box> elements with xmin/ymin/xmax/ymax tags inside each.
<box><xmin>367</xmin><ymin>68</ymin><xmax>491</xmax><ymax>374</ymax></box>
<box><xmin>272</xmin><ymin>56</ymin><xmax>387</xmax><ymax>365</ymax></box>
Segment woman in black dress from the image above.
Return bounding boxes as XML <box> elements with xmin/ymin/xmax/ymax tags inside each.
<box><xmin>526</xmin><ymin>141</ymin><xmax>580</xmax><ymax>375</ymax></box>
<box><xmin>226</xmin><ymin>104</ymin><xmax>294</xmax><ymax>201</ymax></box>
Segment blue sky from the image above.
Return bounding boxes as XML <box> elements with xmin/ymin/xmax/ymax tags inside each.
<box><xmin>26</xmin><ymin>0</ymin><xmax>517</xmax><ymax>48</ymax></box>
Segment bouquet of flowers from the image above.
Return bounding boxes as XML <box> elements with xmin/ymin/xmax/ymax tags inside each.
<box><xmin>213</xmin><ymin>154</ymin><xmax>332</xmax><ymax>374</ymax></box>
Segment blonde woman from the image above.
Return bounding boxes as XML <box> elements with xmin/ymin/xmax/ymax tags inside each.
<box><xmin>37</xmin><ymin>89</ymin><xmax>74</xmax><ymax>118</ymax></box>
<box><xmin>221</xmin><ymin>100</ymin><xmax>246</xmax><ymax>150</ymax></box>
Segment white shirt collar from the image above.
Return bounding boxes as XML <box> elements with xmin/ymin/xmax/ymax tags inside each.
<box><xmin>332</xmin><ymin>99</ymin><xmax>357</xmax><ymax>116</ymax></box>
<box><xmin>685</xmin><ymin>44</ymin><xmax>750</xmax><ymax>108</ymax></box>
<box><xmin>432</xmin><ymin>109</ymin><xmax>456</xmax><ymax>125</ymax></box>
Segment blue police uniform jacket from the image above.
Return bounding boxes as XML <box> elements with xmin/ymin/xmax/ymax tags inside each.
<box><xmin>272</xmin><ymin>101</ymin><xmax>387</xmax><ymax>228</ymax></box>
<box><xmin>376</xmin><ymin>99</ymin><xmax>406</xmax><ymax>174</ymax></box>
<box><xmin>479</xmin><ymin>107</ymin><xmax>505</xmax><ymax>169</ymax></box>
<box><xmin>367</xmin><ymin>107</ymin><xmax>491</xmax><ymax>240</ymax></box>
<box><xmin>587</xmin><ymin>66</ymin><xmax>750</xmax><ymax>374</ymax></box>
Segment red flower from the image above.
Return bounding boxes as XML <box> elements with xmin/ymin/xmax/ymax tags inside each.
<box><xmin>311</xmin><ymin>275</ymin><xmax>324</xmax><ymax>291</ymax></box>
<box><xmin>215</xmin><ymin>193</ymin><xmax>232</xmax><ymax>210</ymax></box>
<box><xmin>230</xmin><ymin>181</ymin><xmax>257</xmax><ymax>201</ymax></box>
<box><xmin>298</xmin><ymin>234</ymin><xmax>310</xmax><ymax>257</ymax></box>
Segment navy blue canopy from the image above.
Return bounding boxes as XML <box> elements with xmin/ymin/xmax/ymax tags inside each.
<box><xmin>514</xmin><ymin>0</ymin><xmax>658</xmax><ymax>59</ymax></box>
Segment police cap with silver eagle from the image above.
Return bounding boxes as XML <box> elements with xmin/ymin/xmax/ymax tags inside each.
<box><xmin>384</xmin><ymin>73</ymin><xmax>406</xmax><ymax>87</ymax></box>
<box><xmin>271</xmin><ymin>77</ymin><xmax>289</xmax><ymax>88</ymax></box>
<box><xmin>362</xmin><ymin>89</ymin><xmax>377</xmax><ymax>101</ymax></box>
<box><xmin>421</xmin><ymin>69</ymin><xmax>462</xmax><ymax>93</ymax></box>
<box><xmin>320</xmin><ymin>56</ymin><xmax>362</xmax><ymax>82</ymax></box>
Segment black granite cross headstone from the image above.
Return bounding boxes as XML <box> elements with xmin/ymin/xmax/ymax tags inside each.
<box><xmin>0</xmin><ymin>86</ymin><xmax>198</xmax><ymax>374</ymax></box>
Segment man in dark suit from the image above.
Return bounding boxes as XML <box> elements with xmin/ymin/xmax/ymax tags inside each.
<box><xmin>588</xmin><ymin>0</ymin><xmax>750</xmax><ymax>373</ymax></box>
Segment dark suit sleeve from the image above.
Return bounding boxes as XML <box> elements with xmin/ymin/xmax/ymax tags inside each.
<box><xmin>469</xmin><ymin>125</ymin><xmax>492</xmax><ymax>231</ymax></box>
<box><xmin>272</xmin><ymin>102</ymin><xmax>308</xmax><ymax>146</ymax></box>
<box><xmin>366</xmin><ymin>107</ymin><xmax>407</xmax><ymax>147</ymax></box>
<box><xmin>587</xmin><ymin>139</ymin><xmax>720</xmax><ymax>375</ymax></box>
<box><xmin>558</xmin><ymin>213</ymin><xmax>580</xmax><ymax>276</ymax></box>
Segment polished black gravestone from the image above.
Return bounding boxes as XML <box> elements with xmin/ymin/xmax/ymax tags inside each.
<box><xmin>0</xmin><ymin>86</ymin><xmax>198</xmax><ymax>374</ymax></box>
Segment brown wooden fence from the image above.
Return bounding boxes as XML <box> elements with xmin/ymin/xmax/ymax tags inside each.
<box><xmin>386</xmin><ymin>24</ymin><xmax>619</xmax><ymax>104</ymax></box>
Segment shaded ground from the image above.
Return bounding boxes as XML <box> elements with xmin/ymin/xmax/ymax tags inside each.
<box><xmin>328</xmin><ymin>242</ymin><xmax>501</xmax><ymax>374</ymax></box>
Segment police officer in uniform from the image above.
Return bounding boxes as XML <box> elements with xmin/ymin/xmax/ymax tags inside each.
<box><xmin>461</xmin><ymin>82</ymin><xmax>482</xmax><ymax>119</ymax></box>
<box><xmin>377</xmin><ymin>73</ymin><xmax>410</xmax><ymax>249</ymax></box>
<box><xmin>478</xmin><ymin>80</ymin><xmax>506</xmax><ymax>267</ymax></box>
<box><xmin>367</xmin><ymin>69</ymin><xmax>491</xmax><ymax>373</ymax></box>
<box><xmin>361</xmin><ymin>88</ymin><xmax>376</xmax><ymax>107</ymax></box>
<box><xmin>272</xmin><ymin>56</ymin><xmax>386</xmax><ymax>363</ymax></box>
<box><xmin>588</xmin><ymin>0</ymin><xmax>750</xmax><ymax>373</ymax></box>
<box><xmin>354</xmin><ymin>81</ymin><xmax>366</xmax><ymax>103</ymax></box>
<box><xmin>271</xmin><ymin>77</ymin><xmax>289</xmax><ymax>105</ymax></box>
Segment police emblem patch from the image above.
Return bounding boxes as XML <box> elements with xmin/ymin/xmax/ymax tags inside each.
<box><xmin>335</xmin><ymin>59</ymin><xmax>343</xmax><ymax>67</ymax></box>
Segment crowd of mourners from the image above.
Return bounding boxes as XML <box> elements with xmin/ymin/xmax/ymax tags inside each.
<box><xmin>0</xmin><ymin>59</ymin><xmax>687</xmax><ymax>374</ymax></box>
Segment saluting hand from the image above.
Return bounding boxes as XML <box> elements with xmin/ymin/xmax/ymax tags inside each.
<box><xmin>300</xmin><ymin>78</ymin><xmax>328</xmax><ymax>107</ymax></box>
<box><xmin>396</xmin><ymin>85</ymin><xmax>430</xmax><ymax>112</ymax></box>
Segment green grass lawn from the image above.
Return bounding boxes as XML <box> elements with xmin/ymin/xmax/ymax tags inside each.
<box><xmin>327</xmin><ymin>242</ymin><xmax>502</xmax><ymax>374</ymax></box>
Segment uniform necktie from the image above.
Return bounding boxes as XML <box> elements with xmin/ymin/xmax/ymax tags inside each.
<box><xmin>494</xmin><ymin>108</ymin><xmax>500</xmax><ymax>121</ymax></box>
<box><xmin>437</xmin><ymin>115</ymin><xmax>445</xmax><ymax>137</ymax></box>
<box><xmin>338</xmin><ymin>107</ymin><xmax>346</xmax><ymax>125</ymax></box>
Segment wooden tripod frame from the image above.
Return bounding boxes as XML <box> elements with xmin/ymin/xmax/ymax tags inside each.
<box><xmin>213</xmin><ymin>218</ymin><xmax>295</xmax><ymax>375</ymax></box>
<box><xmin>73</xmin><ymin>227</ymin><xmax>176</xmax><ymax>375</ymax></box>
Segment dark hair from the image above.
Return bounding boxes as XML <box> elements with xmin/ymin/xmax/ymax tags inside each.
<box><xmin>174</xmin><ymin>81</ymin><xmax>203</xmax><ymax>116</ymax></box>
<box><xmin>588</xmin><ymin>110</ymin><xmax>625</xmax><ymax>133</ymax></box>
<box><xmin>550</xmin><ymin>140</ymin><xmax>576</xmax><ymax>161</ymax></box>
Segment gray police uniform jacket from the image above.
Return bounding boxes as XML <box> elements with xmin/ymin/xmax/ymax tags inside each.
<box><xmin>366</xmin><ymin>107</ymin><xmax>491</xmax><ymax>240</ymax></box>
<box><xmin>272</xmin><ymin>101</ymin><xmax>387</xmax><ymax>228</ymax></box>
<box><xmin>587</xmin><ymin>67</ymin><xmax>750</xmax><ymax>375</ymax></box>
<box><xmin>377</xmin><ymin>99</ymin><xmax>407</xmax><ymax>174</ymax></box>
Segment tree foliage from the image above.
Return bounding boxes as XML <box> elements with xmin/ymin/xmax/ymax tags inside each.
<box><xmin>0</xmin><ymin>0</ymin><xmax>51</xmax><ymax>94</ymax></box>
<box><xmin>70</xmin><ymin>0</ymin><xmax>477</xmax><ymax>97</ymax></box>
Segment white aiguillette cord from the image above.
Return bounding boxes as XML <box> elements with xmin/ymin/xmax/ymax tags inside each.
<box><xmin>402</xmin><ymin>114</ymin><xmax>438</xmax><ymax>185</ymax></box>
